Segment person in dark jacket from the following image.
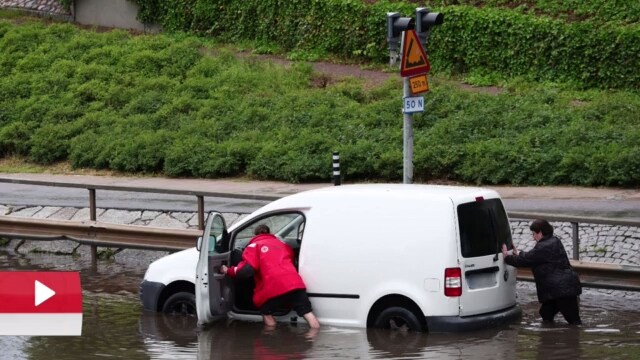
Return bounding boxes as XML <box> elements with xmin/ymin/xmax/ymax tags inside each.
<box><xmin>220</xmin><ymin>224</ymin><xmax>320</xmax><ymax>329</ymax></box>
<box><xmin>501</xmin><ymin>219</ymin><xmax>582</xmax><ymax>325</ymax></box>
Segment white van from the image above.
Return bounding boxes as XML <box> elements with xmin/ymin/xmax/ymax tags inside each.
<box><xmin>142</xmin><ymin>184</ymin><xmax>521</xmax><ymax>332</ymax></box>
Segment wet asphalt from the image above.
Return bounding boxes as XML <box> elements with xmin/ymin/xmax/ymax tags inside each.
<box><xmin>1</xmin><ymin>173</ymin><xmax>639</xmax><ymax>220</ymax></box>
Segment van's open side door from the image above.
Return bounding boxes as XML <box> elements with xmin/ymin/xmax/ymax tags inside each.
<box><xmin>195</xmin><ymin>212</ymin><xmax>230</xmax><ymax>325</ymax></box>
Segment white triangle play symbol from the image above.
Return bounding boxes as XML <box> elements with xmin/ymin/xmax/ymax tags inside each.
<box><xmin>35</xmin><ymin>280</ymin><xmax>56</xmax><ymax>307</ymax></box>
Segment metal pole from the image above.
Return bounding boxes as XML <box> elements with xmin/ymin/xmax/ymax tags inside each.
<box><xmin>197</xmin><ymin>195</ymin><xmax>205</xmax><ymax>230</ymax></box>
<box><xmin>89</xmin><ymin>188</ymin><xmax>96</xmax><ymax>221</ymax></box>
<box><xmin>403</xmin><ymin>76</ymin><xmax>413</xmax><ymax>184</ymax></box>
<box><xmin>333</xmin><ymin>152</ymin><xmax>341</xmax><ymax>186</ymax></box>
<box><xmin>571</xmin><ymin>222</ymin><xmax>580</xmax><ymax>260</ymax></box>
<box><xmin>88</xmin><ymin>188</ymin><xmax>98</xmax><ymax>266</ymax></box>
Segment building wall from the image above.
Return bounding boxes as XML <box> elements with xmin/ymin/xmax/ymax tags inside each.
<box><xmin>74</xmin><ymin>0</ymin><xmax>150</xmax><ymax>31</ymax></box>
<box><xmin>0</xmin><ymin>0</ymin><xmax>159</xmax><ymax>32</ymax></box>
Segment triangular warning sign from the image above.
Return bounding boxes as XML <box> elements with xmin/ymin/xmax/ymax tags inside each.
<box><xmin>400</xmin><ymin>30</ymin><xmax>430</xmax><ymax>77</ymax></box>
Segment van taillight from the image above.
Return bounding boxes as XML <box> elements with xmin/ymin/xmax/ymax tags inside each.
<box><xmin>444</xmin><ymin>267</ymin><xmax>462</xmax><ymax>297</ymax></box>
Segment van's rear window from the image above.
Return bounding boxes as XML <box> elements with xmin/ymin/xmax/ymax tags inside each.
<box><xmin>457</xmin><ymin>199</ymin><xmax>512</xmax><ymax>258</ymax></box>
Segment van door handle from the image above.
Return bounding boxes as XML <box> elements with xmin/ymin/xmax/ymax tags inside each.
<box><xmin>465</xmin><ymin>266</ymin><xmax>500</xmax><ymax>276</ymax></box>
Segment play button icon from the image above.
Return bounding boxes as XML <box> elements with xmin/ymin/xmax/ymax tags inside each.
<box><xmin>35</xmin><ymin>280</ymin><xmax>56</xmax><ymax>307</ymax></box>
<box><xmin>0</xmin><ymin>271</ymin><xmax>83</xmax><ymax>335</ymax></box>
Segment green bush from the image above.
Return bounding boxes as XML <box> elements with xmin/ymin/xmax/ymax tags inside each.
<box><xmin>0</xmin><ymin>121</ymin><xmax>34</xmax><ymax>156</ymax></box>
<box><xmin>109</xmin><ymin>129</ymin><xmax>173</xmax><ymax>172</ymax></box>
<box><xmin>1</xmin><ymin>20</ymin><xmax>639</xmax><ymax>187</ymax></box>
<box><xmin>428</xmin><ymin>0</ymin><xmax>640</xmax><ymax>24</ymax></box>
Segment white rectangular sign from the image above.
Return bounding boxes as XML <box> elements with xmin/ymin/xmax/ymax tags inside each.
<box><xmin>403</xmin><ymin>96</ymin><xmax>424</xmax><ymax>114</ymax></box>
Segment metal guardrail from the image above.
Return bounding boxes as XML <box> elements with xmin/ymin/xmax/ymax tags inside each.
<box><xmin>509</xmin><ymin>212</ymin><xmax>639</xmax><ymax>261</ymax></box>
<box><xmin>517</xmin><ymin>264</ymin><xmax>640</xmax><ymax>292</ymax></box>
<box><xmin>0</xmin><ymin>216</ymin><xmax>201</xmax><ymax>252</ymax></box>
<box><xmin>1</xmin><ymin>177</ymin><xmax>639</xmax><ymax>291</ymax></box>
<box><xmin>0</xmin><ymin>176</ymin><xmax>281</xmax><ymax>231</ymax></box>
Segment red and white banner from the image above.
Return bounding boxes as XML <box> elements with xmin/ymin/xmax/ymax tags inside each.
<box><xmin>0</xmin><ymin>271</ymin><xmax>82</xmax><ymax>336</ymax></box>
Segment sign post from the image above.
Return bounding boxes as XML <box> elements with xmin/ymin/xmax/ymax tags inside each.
<box><xmin>402</xmin><ymin>76</ymin><xmax>414</xmax><ymax>183</ymax></box>
<box><xmin>400</xmin><ymin>29</ymin><xmax>430</xmax><ymax>184</ymax></box>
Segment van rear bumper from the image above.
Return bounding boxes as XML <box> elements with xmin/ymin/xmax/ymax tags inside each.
<box><xmin>425</xmin><ymin>305</ymin><xmax>521</xmax><ymax>332</ymax></box>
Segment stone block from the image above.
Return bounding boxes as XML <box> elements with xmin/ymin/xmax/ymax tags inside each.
<box><xmin>11</xmin><ymin>206</ymin><xmax>43</xmax><ymax>217</ymax></box>
<box><xmin>99</xmin><ymin>209</ymin><xmax>141</xmax><ymax>224</ymax></box>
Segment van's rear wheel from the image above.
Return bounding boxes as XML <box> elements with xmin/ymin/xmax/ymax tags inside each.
<box><xmin>373</xmin><ymin>306</ymin><xmax>423</xmax><ymax>332</ymax></box>
<box><xmin>162</xmin><ymin>292</ymin><xmax>196</xmax><ymax>316</ymax></box>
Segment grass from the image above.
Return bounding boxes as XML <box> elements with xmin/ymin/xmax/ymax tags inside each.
<box><xmin>0</xmin><ymin>156</ymin><xmax>143</xmax><ymax>177</ymax></box>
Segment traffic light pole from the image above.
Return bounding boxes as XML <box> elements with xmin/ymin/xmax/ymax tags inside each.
<box><xmin>387</xmin><ymin>10</ymin><xmax>443</xmax><ymax>185</ymax></box>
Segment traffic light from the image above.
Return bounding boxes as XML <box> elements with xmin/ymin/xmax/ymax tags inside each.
<box><xmin>415</xmin><ymin>7</ymin><xmax>444</xmax><ymax>46</ymax></box>
<box><xmin>387</xmin><ymin>12</ymin><xmax>415</xmax><ymax>65</ymax></box>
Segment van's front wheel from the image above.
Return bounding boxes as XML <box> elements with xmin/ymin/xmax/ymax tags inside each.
<box><xmin>162</xmin><ymin>291</ymin><xmax>196</xmax><ymax>316</ymax></box>
<box><xmin>373</xmin><ymin>307</ymin><xmax>423</xmax><ymax>332</ymax></box>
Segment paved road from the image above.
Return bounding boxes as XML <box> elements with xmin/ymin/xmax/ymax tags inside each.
<box><xmin>1</xmin><ymin>174</ymin><xmax>639</xmax><ymax>220</ymax></box>
<box><xmin>0</xmin><ymin>183</ymin><xmax>269</xmax><ymax>213</ymax></box>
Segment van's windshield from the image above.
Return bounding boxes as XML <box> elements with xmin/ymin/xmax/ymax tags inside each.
<box><xmin>457</xmin><ymin>199</ymin><xmax>513</xmax><ymax>258</ymax></box>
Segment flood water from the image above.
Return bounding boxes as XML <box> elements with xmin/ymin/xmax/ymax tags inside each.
<box><xmin>1</xmin><ymin>249</ymin><xmax>639</xmax><ymax>360</ymax></box>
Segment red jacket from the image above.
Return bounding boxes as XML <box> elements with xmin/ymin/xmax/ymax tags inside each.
<box><xmin>227</xmin><ymin>234</ymin><xmax>306</xmax><ymax>307</ymax></box>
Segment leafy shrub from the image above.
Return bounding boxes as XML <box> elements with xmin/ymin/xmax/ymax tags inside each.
<box><xmin>0</xmin><ymin>121</ymin><xmax>35</xmax><ymax>156</ymax></box>
<box><xmin>109</xmin><ymin>129</ymin><xmax>173</xmax><ymax>172</ymax></box>
<box><xmin>29</xmin><ymin>122</ymin><xmax>79</xmax><ymax>164</ymax></box>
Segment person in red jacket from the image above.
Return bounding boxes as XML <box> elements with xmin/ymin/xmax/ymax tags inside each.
<box><xmin>220</xmin><ymin>224</ymin><xmax>320</xmax><ymax>329</ymax></box>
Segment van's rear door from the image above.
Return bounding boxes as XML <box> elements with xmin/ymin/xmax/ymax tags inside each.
<box><xmin>456</xmin><ymin>197</ymin><xmax>517</xmax><ymax>316</ymax></box>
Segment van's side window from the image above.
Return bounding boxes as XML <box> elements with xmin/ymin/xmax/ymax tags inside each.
<box><xmin>458</xmin><ymin>199</ymin><xmax>513</xmax><ymax>258</ymax></box>
<box><xmin>232</xmin><ymin>212</ymin><xmax>306</xmax><ymax>251</ymax></box>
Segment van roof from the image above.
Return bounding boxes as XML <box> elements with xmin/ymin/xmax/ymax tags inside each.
<box><xmin>261</xmin><ymin>184</ymin><xmax>500</xmax><ymax>210</ymax></box>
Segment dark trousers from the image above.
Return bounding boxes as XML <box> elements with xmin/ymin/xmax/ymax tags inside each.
<box><xmin>539</xmin><ymin>296</ymin><xmax>581</xmax><ymax>325</ymax></box>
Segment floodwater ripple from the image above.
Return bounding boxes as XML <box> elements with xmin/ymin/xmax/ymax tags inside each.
<box><xmin>0</xmin><ymin>250</ymin><xmax>639</xmax><ymax>359</ymax></box>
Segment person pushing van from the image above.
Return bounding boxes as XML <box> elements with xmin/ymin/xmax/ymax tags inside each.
<box><xmin>502</xmin><ymin>219</ymin><xmax>582</xmax><ymax>325</ymax></box>
<box><xmin>220</xmin><ymin>224</ymin><xmax>320</xmax><ymax>329</ymax></box>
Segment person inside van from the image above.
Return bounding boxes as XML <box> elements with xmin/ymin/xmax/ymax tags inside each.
<box><xmin>220</xmin><ymin>224</ymin><xmax>320</xmax><ymax>329</ymax></box>
<box><xmin>501</xmin><ymin>219</ymin><xmax>582</xmax><ymax>325</ymax></box>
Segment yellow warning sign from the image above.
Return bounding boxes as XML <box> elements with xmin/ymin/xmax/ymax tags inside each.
<box><xmin>409</xmin><ymin>73</ymin><xmax>429</xmax><ymax>95</ymax></box>
<box><xmin>400</xmin><ymin>30</ymin><xmax>430</xmax><ymax>77</ymax></box>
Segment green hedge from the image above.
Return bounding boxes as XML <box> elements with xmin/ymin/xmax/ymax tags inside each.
<box><xmin>130</xmin><ymin>1</ymin><xmax>640</xmax><ymax>90</ymax></box>
<box><xmin>1</xmin><ymin>20</ymin><xmax>639</xmax><ymax>186</ymax></box>
<box><xmin>427</xmin><ymin>0</ymin><xmax>640</xmax><ymax>24</ymax></box>
<box><xmin>430</xmin><ymin>7</ymin><xmax>640</xmax><ymax>90</ymax></box>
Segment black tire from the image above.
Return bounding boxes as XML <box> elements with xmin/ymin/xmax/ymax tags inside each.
<box><xmin>162</xmin><ymin>291</ymin><xmax>196</xmax><ymax>316</ymax></box>
<box><xmin>373</xmin><ymin>306</ymin><xmax>423</xmax><ymax>332</ymax></box>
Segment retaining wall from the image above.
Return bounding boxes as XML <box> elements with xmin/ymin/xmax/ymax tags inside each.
<box><xmin>0</xmin><ymin>0</ymin><xmax>157</xmax><ymax>31</ymax></box>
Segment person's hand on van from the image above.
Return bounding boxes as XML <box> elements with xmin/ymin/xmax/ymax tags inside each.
<box><xmin>501</xmin><ymin>244</ymin><xmax>519</xmax><ymax>257</ymax></box>
<box><xmin>220</xmin><ymin>264</ymin><xmax>228</xmax><ymax>275</ymax></box>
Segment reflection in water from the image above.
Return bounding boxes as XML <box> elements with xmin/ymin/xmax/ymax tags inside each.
<box><xmin>196</xmin><ymin>322</ymin><xmax>314</xmax><ymax>359</ymax></box>
<box><xmin>189</xmin><ymin>321</ymin><xmax>520</xmax><ymax>359</ymax></box>
<box><xmin>1</xmin><ymin>250</ymin><xmax>639</xmax><ymax>359</ymax></box>
<box><xmin>531</xmin><ymin>328</ymin><xmax>582</xmax><ymax>360</ymax></box>
<box><xmin>140</xmin><ymin>312</ymin><xmax>198</xmax><ymax>359</ymax></box>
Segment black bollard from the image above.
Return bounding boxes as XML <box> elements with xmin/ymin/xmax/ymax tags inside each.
<box><xmin>333</xmin><ymin>152</ymin><xmax>341</xmax><ymax>186</ymax></box>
